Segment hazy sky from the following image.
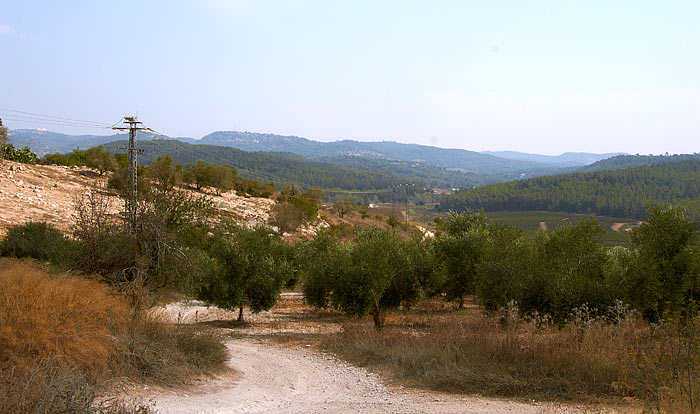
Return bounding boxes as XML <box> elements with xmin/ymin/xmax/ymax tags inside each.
<box><xmin>1</xmin><ymin>0</ymin><xmax>698</xmax><ymax>155</ymax></box>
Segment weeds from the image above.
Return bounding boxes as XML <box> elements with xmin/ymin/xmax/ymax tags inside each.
<box><xmin>0</xmin><ymin>259</ymin><xmax>227</xmax><ymax>412</ymax></box>
<box><xmin>325</xmin><ymin>298</ymin><xmax>700</xmax><ymax>412</ymax></box>
<box><xmin>115</xmin><ymin>313</ymin><xmax>227</xmax><ymax>384</ymax></box>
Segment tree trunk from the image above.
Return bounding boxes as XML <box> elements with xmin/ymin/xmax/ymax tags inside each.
<box><xmin>371</xmin><ymin>305</ymin><xmax>384</xmax><ymax>329</ymax></box>
<box><xmin>459</xmin><ymin>296</ymin><xmax>465</xmax><ymax>309</ymax></box>
<box><xmin>238</xmin><ymin>306</ymin><xmax>244</xmax><ymax>322</ymax></box>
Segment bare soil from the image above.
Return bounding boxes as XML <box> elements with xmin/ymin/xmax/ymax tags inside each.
<box><xmin>138</xmin><ymin>295</ymin><xmax>635</xmax><ymax>414</ymax></box>
<box><xmin>0</xmin><ymin>160</ymin><xmax>275</xmax><ymax>237</ymax></box>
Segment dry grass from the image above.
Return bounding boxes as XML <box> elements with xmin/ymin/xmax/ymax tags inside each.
<box><xmin>0</xmin><ymin>259</ymin><xmax>129</xmax><ymax>378</ymax></box>
<box><xmin>115</xmin><ymin>313</ymin><xmax>228</xmax><ymax>384</ymax></box>
<box><xmin>324</xmin><ymin>299</ymin><xmax>700</xmax><ymax>413</ymax></box>
<box><xmin>0</xmin><ymin>258</ymin><xmax>227</xmax><ymax>412</ymax></box>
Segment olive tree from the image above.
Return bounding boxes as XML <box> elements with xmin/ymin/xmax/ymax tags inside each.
<box><xmin>333</xmin><ymin>227</ymin><xmax>421</xmax><ymax>328</ymax></box>
<box><xmin>198</xmin><ymin>223</ymin><xmax>293</xmax><ymax>321</ymax></box>
<box><xmin>147</xmin><ymin>155</ymin><xmax>182</xmax><ymax>191</ymax></box>
<box><xmin>299</xmin><ymin>228</ymin><xmax>352</xmax><ymax>309</ymax></box>
<box><xmin>629</xmin><ymin>206</ymin><xmax>699</xmax><ymax>320</ymax></box>
<box><xmin>474</xmin><ymin>222</ymin><xmax>530</xmax><ymax>311</ymax></box>
<box><xmin>84</xmin><ymin>145</ymin><xmax>117</xmax><ymax>176</ymax></box>
<box><xmin>520</xmin><ymin>218</ymin><xmax>609</xmax><ymax>320</ymax></box>
<box><xmin>433</xmin><ymin>210</ymin><xmax>490</xmax><ymax>308</ymax></box>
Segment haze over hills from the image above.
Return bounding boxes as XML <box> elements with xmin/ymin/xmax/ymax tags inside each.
<box><xmin>8</xmin><ymin>128</ymin><xmax>621</xmax><ymax>179</ymax></box>
<box><xmin>101</xmin><ymin>139</ymin><xmax>425</xmax><ymax>195</ymax></box>
<box><xmin>198</xmin><ymin>131</ymin><xmax>560</xmax><ymax>177</ymax></box>
<box><xmin>480</xmin><ymin>151</ymin><xmax>625</xmax><ymax>167</ymax></box>
<box><xmin>7</xmin><ymin>129</ymin><xmax>196</xmax><ymax>156</ymax></box>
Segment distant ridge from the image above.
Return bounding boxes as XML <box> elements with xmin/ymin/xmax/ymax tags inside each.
<box><xmin>9</xmin><ymin>128</ymin><xmax>621</xmax><ymax>179</ymax></box>
<box><xmin>101</xmin><ymin>139</ymin><xmax>497</xmax><ymax>192</ymax></box>
<box><xmin>438</xmin><ymin>158</ymin><xmax>700</xmax><ymax>220</ymax></box>
<box><xmin>198</xmin><ymin>131</ymin><xmax>560</xmax><ymax>177</ymax></box>
<box><xmin>481</xmin><ymin>151</ymin><xmax>625</xmax><ymax>167</ymax></box>
<box><xmin>577</xmin><ymin>153</ymin><xmax>700</xmax><ymax>172</ymax></box>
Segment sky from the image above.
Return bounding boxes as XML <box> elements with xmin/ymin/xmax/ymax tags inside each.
<box><xmin>0</xmin><ymin>0</ymin><xmax>698</xmax><ymax>155</ymax></box>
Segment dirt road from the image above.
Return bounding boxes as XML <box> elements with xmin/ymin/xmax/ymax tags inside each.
<box><xmin>151</xmin><ymin>339</ymin><xmax>547</xmax><ymax>414</ymax></box>
<box><xmin>145</xmin><ymin>299</ymin><xmax>627</xmax><ymax>414</ymax></box>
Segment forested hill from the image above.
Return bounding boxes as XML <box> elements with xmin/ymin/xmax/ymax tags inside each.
<box><xmin>199</xmin><ymin>131</ymin><xmax>563</xmax><ymax>177</ymax></box>
<box><xmin>7</xmin><ymin>129</ymin><xmax>195</xmax><ymax>156</ymax></box>
<box><xmin>100</xmin><ymin>139</ymin><xmax>507</xmax><ymax>191</ymax></box>
<box><xmin>316</xmin><ymin>155</ymin><xmax>501</xmax><ymax>188</ymax></box>
<box><xmin>438</xmin><ymin>159</ymin><xmax>700</xmax><ymax>220</ymax></box>
<box><xmin>102</xmin><ymin>139</ymin><xmax>419</xmax><ymax>192</ymax></box>
<box><xmin>12</xmin><ymin>128</ymin><xmax>619</xmax><ymax>179</ymax></box>
<box><xmin>577</xmin><ymin>153</ymin><xmax>700</xmax><ymax>173</ymax></box>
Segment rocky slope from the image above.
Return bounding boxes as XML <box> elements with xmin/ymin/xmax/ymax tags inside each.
<box><xmin>0</xmin><ymin>160</ymin><xmax>275</xmax><ymax>237</ymax></box>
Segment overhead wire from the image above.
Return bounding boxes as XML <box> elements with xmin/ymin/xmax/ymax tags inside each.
<box><xmin>0</xmin><ymin>113</ymin><xmax>111</xmax><ymax>129</ymax></box>
<box><xmin>0</xmin><ymin>115</ymin><xmax>113</xmax><ymax>130</ymax></box>
<box><xmin>1</xmin><ymin>109</ymin><xmax>407</xmax><ymax>195</ymax></box>
<box><xmin>0</xmin><ymin>108</ymin><xmax>113</xmax><ymax>126</ymax></box>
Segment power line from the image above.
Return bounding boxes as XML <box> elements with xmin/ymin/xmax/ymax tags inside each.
<box><xmin>0</xmin><ymin>113</ymin><xmax>111</xmax><ymax>129</ymax></box>
<box><xmin>0</xmin><ymin>108</ymin><xmax>112</xmax><ymax>126</ymax></box>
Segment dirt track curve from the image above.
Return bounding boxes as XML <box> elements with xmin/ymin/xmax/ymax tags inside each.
<box><xmin>151</xmin><ymin>339</ymin><xmax>550</xmax><ymax>414</ymax></box>
<box><xmin>141</xmin><ymin>299</ymin><xmax>631</xmax><ymax>414</ymax></box>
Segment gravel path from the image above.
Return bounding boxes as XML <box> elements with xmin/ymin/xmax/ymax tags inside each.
<box><xmin>145</xmin><ymin>299</ymin><xmax>632</xmax><ymax>414</ymax></box>
<box><xmin>150</xmin><ymin>339</ymin><xmax>545</xmax><ymax>414</ymax></box>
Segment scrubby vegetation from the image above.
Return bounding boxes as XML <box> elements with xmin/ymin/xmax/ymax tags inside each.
<box><xmin>3</xmin><ymin>143</ymin><xmax>700</xmax><ymax>412</ymax></box>
<box><xmin>0</xmin><ymin>143</ymin><xmax>39</xmax><ymax>163</ymax></box>
<box><xmin>326</xmin><ymin>300</ymin><xmax>699</xmax><ymax>412</ymax></box>
<box><xmin>41</xmin><ymin>145</ymin><xmax>276</xmax><ymax>198</ymax></box>
<box><xmin>0</xmin><ymin>260</ymin><xmax>226</xmax><ymax>413</ymax></box>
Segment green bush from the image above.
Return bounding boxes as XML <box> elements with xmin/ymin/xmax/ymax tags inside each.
<box><xmin>0</xmin><ymin>222</ymin><xmax>76</xmax><ymax>264</ymax></box>
<box><xmin>1</xmin><ymin>144</ymin><xmax>38</xmax><ymax>164</ymax></box>
<box><xmin>194</xmin><ymin>224</ymin><xmax>293</xmax><ymax>321</ymax></box>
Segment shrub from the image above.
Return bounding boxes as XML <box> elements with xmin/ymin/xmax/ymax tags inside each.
<box><xmin>269</xmin><ymin>201</ymin><xmax>307</xmax><ymax>233</ymax></box>
<box><xmin>325</xmin><ymin>301</ymin><xmax>699</xmax><ymax>411</ymax></box>
<box><xmin>0</xmin><ymin>358</ymin><xmax>158</xmax><ymax>414</ymax></box>
<box><xmin>326</xmin><ymin>227</ymin><xmax>420</xmax><ymax>328</ymax></box>
<box><xmin>0</xmin><ymin>259</ymin><xmax>129</xmax><ymax>375</ymax></box>
<box><xmin>195</xmin><ymin>224</ymin><xmax>293</xmax><ymax>321</ymax></box>
<box><xmin>0</xmin><ymin>259</ymin><xmax>225</xmax><ymax>411</ymax></box>
<box><xmin>0</xmin><ymin>221</ymin><xmax>76</xmax><ymax>264</ymax></box>
<box><xmin>0</xmin><ymin>359</ymin><xmax>95</xmax><ymax>414</ymax></box>
<box><xmin>0</xmin><ymin>144</ymin><xmax>38</xmax><ymax>163</ymax></box>
<box><xmin>115</xmin><ymin>313</ymin><xmax>227</xmax><ymax>383</ymax></box>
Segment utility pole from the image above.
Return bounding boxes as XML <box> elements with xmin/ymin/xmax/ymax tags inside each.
<box><xmin>113</xmin><ymin>116</ymin><xmax>152</xmax><ymax>233</ymax></box>
<box><xmin>405</xmin><ymin>184</ymin><xmax>409</xmax><ymax>227</ymax></box>
<box><xmin>397</xmin><ymin>183</ymin><xmax>413</xmax><ymax>227</ymax></box>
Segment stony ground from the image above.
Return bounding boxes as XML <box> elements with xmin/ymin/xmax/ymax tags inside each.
<box><xmin>138</xmin><ymin>295</ymin><xmax>637</xmax><ymax>414</ymax></box>
<box><xmin>0</xmin><ymin>160</ymin><xmax>275</xmax><ymax>237</ymax></box>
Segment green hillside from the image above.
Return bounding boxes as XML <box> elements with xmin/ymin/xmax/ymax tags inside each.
<box><xmin>577</xmin><ymin>153</ymin><xmax>700</xmax><ymax>172</ymax></box>
<box><xmin>438</xmin><ymin>159</ymin><xmax>700</xmax><ymax>220</ymax></box>
<box><xmin>102</xmin><ymin>139</ymin><xmax>416</xmax><ymax>195</ymax></box>
<box><xmin>316</xmin><ymin>155</ymin><xmax>501</xmax><ymax>189</ymax></box>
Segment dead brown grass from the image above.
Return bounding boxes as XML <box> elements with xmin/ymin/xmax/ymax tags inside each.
<box><xmin>0</xmin><ymin>258</ymin><xmax>129</xmax><ymax>378</ymax></box>
<box><xmin>324</xmin><ymin>299</ymin><xmax>700</xmax><ymax>413</ymax></box>
<box><xmin>0</xmin><ymin>258</ymin><xmax>227</xmax><ymax>412</ymax></box>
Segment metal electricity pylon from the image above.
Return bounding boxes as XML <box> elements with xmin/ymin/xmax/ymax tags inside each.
<box><xmin>112</xmin><ymin>116</ymin><xmax>152</xmax><ymax>233</ymax></box>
